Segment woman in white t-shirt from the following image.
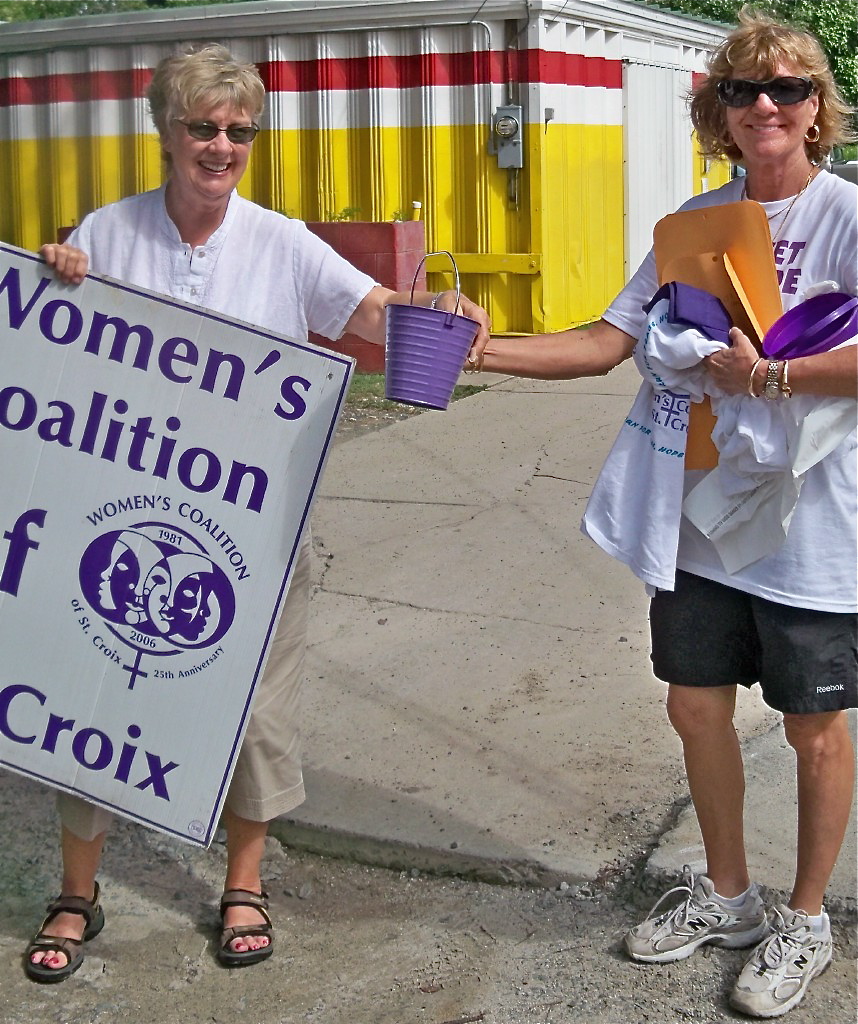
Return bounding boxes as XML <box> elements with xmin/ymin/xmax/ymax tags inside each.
<box><xmin>32</xmin><ymin>43</ymin><xmax>489</xmax><ymax>981</ymax></box>
<box><xmin>469</xmin><ymin>11</ymin><xmax>855</xmax><ymax>1019</ymax></box>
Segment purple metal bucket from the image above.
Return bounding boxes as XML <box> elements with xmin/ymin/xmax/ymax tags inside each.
<box><xmin>762</xmin><ymin>292</ymin><xmax>858</xmax><ymax>359</ymax></box>
<box><xmin>385</xmin><ymin>251</ymin><xmax>480</xmax><ymax>410</ymax></box>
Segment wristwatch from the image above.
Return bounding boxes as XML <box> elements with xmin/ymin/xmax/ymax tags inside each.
<box><xmin>764</xmin><ymin>360</ymin><xmax>780</xmax><ymax>401</ymax></box>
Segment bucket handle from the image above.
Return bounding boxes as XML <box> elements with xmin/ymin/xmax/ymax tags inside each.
<box><xmin>409</xmin><ymin>250</ymin><xmax>462</xmax><ymax>321</ymax></box>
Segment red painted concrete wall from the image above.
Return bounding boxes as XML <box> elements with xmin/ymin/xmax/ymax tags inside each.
<box><xmin>307</xmin><ymin>220</ymin><xmax>426</xmax><ymax>372</ymax></box>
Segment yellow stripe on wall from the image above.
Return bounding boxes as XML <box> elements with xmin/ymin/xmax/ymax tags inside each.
<box><xmin>693</xmin><ymin>150</ymin><xmax>731</xmax><ymax>196</ymax></box>
<box><xmin>1</xmin><ymin>134</ymin><xmax>164</xmax><ymax>250</ymax></box>
<box><xmin>532</xmin><ymin>122</ymin><xmax>625</xmax><ymax>333</ymax></box>
<box><xmin>5</xmin><ymin>121</ymin><xmax>628</xmax><ymax>335</ymax></box>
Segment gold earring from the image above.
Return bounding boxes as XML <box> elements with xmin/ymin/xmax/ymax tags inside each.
<box><xmin>805</xmin><ymin>124</ymin><xmax>820</xmax><ymax>143</ymax></box>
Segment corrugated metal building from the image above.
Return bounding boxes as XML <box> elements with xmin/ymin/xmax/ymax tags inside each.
<box><xmin>0</xmin><ymin>0</ymin><xmax>729</xmax><ymax>333</ymax></box>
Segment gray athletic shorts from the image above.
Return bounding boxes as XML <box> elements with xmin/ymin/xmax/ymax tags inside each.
<box><xmin>650</xmin><ymin>570</ymin><xmax>858</xmax><ymax>714</ymax></box>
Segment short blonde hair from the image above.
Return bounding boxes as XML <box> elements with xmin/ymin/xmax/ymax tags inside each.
<box><xmin>690</xmin><ymin>7</ymin><xmax>855</xmax><ymax>164</ymax></box>
<box><xmin>147</xmin><ymin>43</ymin><xmax>265</xmax><ymax>140</ymax></box>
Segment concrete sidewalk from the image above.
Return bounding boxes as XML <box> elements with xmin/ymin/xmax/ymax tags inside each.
<box><xmin>276</xmin><ymin>362</ymin><xmax>857</xmax><ymax>916</ymax></box>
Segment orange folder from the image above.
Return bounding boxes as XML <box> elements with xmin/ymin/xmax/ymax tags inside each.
<box><xmin>652</xmin><ymin>201</ymin><xmax>783</xmax><ymax>468</ymax></box>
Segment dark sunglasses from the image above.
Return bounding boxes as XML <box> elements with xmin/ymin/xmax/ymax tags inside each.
<box><xmin>716</xmin><ymin>76</ymin><xmax>814</xmax><ymax>108</ymax></box>
<box><xmin>173</xmin><ymin>119</ymin><xmax>260</xmax><ymax>144</ymax></box>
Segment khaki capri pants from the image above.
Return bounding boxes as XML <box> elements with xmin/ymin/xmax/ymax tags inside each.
<box><xmin>58</xmin><ymin>534</ymin><xmax>312</xmax><ymax>841</ymax></box>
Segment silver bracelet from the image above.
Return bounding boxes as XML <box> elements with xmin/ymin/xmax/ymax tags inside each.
<box><xmin>748</xmin><ymin>357</ymin><xmax>764</xmax><ymax>397</ymax></box>
<box><xmin>430</xmin><ymin>292</ymin><xmax>443</xmax><ymax>309</ymax></box>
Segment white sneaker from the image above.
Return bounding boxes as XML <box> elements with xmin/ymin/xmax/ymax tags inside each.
<box><xmin>624</xmin><ymin>867</ymin><xmax>769</xmax><ymax>964</ymax></box>
<box><xmin>729</xmin><ymin>904</ymin><xmax>833</xmax><ymax>1018</ymax></box>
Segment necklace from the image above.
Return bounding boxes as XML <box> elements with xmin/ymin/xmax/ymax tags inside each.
<box><xmin>741</xmin><ymin>168</ymin><xmax>815</xmax><ymax>245</ymax></box>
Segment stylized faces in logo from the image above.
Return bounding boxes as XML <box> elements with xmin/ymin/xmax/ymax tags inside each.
<box><xmin>95</xmin><ymin>531</ymin><xmax>164</xmax><ymax>627</ymax></box>
<box><xmin>145</xmin><ymin>552</ymin><xmax>220</xmax><ymax>643</ymax></box>
<box><xmin>80</xmin><ymin>526</ymin><xmax>235</xmax><ymax>654</ymax></box>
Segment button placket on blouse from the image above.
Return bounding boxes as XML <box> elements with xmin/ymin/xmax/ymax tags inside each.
<box><xmin>189</xmin><ymin>247</ymin><xmax>210</xmax><ymax>300</ymax></box>
<box><xmin>171</xmin><ymin>245</ymin><xmax>195</xmax><ymax>300</ymax></box>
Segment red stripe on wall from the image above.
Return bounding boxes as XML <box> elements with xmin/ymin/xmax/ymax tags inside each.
<box><xmin>510</xmin><ymin>50</ymin><xmax>623</xmax><ymax>89</ymax></box>
<box><xmin>261</xmin><ymin>50</ymin><xmax>511</xmax><ymax>91</ymax></box>
<box><xmin>259</xmin><ymin>50</ymin><xmax>621</xmax><ymax>90</ymax></box>
<box><xmin>0</xmin><ymin>49</ymin><xmax>621</xmax><ymax>107</ymax></box>
<box><xmin>0</xmin><ymin>68</ymin><xmax>152</xmax><ymax>106</ymax></box>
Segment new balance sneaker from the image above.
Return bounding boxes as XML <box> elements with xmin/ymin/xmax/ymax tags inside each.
<box><xmin>729</xmin><ymin>904</ymin><xmax>833</xmax><ymax>1018</ymax></box>
<box><xmin>624</xmin><ymin>867</ymin><xmax>769</xmax><ymax>964</ymax></box>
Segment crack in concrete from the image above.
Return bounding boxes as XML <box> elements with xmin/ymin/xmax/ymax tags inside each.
<box><xmin>310</xmin><ymin>588</ymin><xmax>609</xmax><ymax>632</ymax></box>
<box><xmin>320</xmin><ymin>495</ymin><xmax>480</xmax><ymax>507</ymax></box>
<box><xmin>533</xmin><ymin>472</ymin><xmax>592</xmax><ymax>484</ymax></box>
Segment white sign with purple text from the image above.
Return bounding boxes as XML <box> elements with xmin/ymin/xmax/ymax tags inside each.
<box><xmin>0</xmin><ymin>243</ymin><xmax>353</xmax><ymax>846</ymax></box>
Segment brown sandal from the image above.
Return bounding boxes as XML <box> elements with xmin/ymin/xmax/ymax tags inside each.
<box><xmin>25</xmin><ymin>882</ymin><xmax>105</xmax><ymax>984</ymax></box>
<box><xmin>218</xmin><ymin>888</ymin><xmax>274</xmax><ymax>967</ymax></box>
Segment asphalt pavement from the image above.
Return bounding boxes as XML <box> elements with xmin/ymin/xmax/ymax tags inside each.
<box><xmin>276</xmin><ymin>361</ymin><xmax>857</xmax><ymax>917</ymax></box>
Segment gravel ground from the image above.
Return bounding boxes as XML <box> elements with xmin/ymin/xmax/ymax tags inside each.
<box><xmin>2</xmin><ymin>770</ymin><xmax>855</xmax><ymax>1024</ymax></box>
<box><xmin>331</xmin><ymin>386</ymin><xmax>426</xmax><ymax>445</ymax></box>
<box><xmin>2</xmin><ymin>394</ymin><xmax>856</xmax><ymax>1024</ymax></box>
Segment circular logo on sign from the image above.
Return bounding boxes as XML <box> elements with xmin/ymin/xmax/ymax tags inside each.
<box><xmin>78</xmin><ymin>523</ymin><xmax>236</xmax><ymax>657</ymax></box>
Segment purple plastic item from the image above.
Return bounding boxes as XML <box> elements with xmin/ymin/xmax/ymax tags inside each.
<box><xmin>385</xmin><ymin>251</ymin><xmax>480</xmax><ymax>410</ymax></box>
<box><xmin>762</xmin><ymin>292</ymin><xmax>858</xmax><ymax>359</ymax></box>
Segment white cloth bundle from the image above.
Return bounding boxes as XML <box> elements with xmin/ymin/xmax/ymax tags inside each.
<box><xmin>582</xmin><ymin>283</ymin><xmax>856</xmax><ymax>586</ymax></box>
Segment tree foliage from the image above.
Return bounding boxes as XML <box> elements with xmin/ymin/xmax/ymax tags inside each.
<box><xmin>0</xmin><ymin>0</ymin><xmax>233</xmax><ymax>19</ymax></box>
<box><xmin>642</xmin><ymin>0</ymin><xmax>857</xmax><ymax>105</ymax></box>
